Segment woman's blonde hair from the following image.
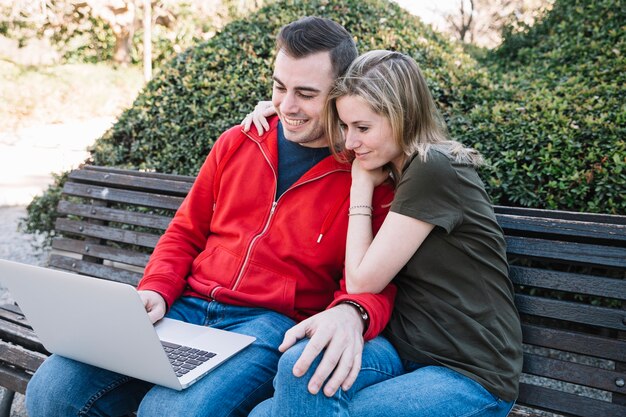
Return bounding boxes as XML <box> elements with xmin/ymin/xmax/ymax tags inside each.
<box><xmin>325</xmin><ymin>50</ymin><xmax>483</xmax><ymax>182</ymax></box>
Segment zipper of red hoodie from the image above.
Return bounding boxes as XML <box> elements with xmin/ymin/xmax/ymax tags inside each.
<box><xmin>210</xmin><ymin>137</ymin><xmax>349</xmax><ymax>298</ymax></box>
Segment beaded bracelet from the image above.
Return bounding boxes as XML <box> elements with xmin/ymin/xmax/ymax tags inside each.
<box><xmin>349</xmin><ymin>204</ymin><xmax>373</xmax><ymax>211</ymax></box>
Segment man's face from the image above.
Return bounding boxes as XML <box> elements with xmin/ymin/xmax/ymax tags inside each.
<box><xmin>271</xmin><ymin>50</ymin><xmax>335</xmax><ymax>148</ymax></box>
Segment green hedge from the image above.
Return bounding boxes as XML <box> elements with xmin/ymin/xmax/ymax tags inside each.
<box><xmin>23</xmin><ymin>0</ymin><xmax>624</xmax><ymax>239</ymax></box>
<box><xmin>456</xmin><ymin>0</ymin><xmax>625</xmax><ymax>213</ymax></box>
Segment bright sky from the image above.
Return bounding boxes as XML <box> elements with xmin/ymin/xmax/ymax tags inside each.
<box><xmin>392</xmin><ymin>0</ymin><xmax>461</xmax><ymax>27</ymax></box>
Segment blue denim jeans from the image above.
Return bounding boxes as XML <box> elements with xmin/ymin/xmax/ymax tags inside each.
<box><xmin>249</xmin><ymin>336</ymin><xmax>405</xmax><ymax>417</ymax></box>
<box><xmin>251</xmin><ymin>355</ymin><xmax>515</xmax><ymax>417</ymax></box>
<box><xmin>25</xmin><ymin>297</ymin><xmax>296</xmax><ymax>417</ymax></box>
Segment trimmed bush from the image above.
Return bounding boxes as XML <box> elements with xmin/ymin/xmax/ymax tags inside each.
<box><xmin>457</xmin><ymin>0</ymin><xmax>625</xmax><ymax>213</ymax></box>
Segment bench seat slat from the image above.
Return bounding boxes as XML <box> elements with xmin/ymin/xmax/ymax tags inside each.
<box><xmin>52</xmin><ymin>237</ymin><xmax>151</xmax><ymax>268</ymax></box>
<box><xmin>48</xmin><ymin>255</ymin><xmax>142</xmax><ymax>286</ymax></box>
<box><xmin>0</xmin><ymin>365</ymin><xmax>31</xmax><ymax>394</ymax></box>
<box><xmin>0</xmin><ymin>318</ymin><xmax>43</xmax><ymax>353</ymax></box>
<box><xmin>521</xmin><ymin>324</ymin><xmax>626</xmax><ymax>362</ymax></box>
<box><xmin>57</xmin><ymin>200</ymin><xmax>173</xmax><ymax>230</ymax></box>
<box><xmin>506</xmin><ymin>236</ymin><xmax>626</xmax><ymax>268</ymax></box>
<box><xmin>510</xmin><ymin>266</ymin><xmax>626</xmax><ymax>300</ymax></box>
<box><xmin>0</xmin><ymin>340</ymin><xmax>47</xmax><ymax>374</ymax></box>
<box><xmin>517</xmin><ymin>383</ymin><xmax>626</xmax><ymax>417</ymax></box>
<box><xmin>515</xmin><ymin>294</ymin><xmax>626</xmax><ymax>331</ymax></box>
<box><xmin>62</xmin><ymin>182</ymin><xmax>184</xmax><ymax>210</ymax></box>
<box><xmin>497</xmin><ymin>214</ymin><xmax>626</xmax><ymax>242</ymax></box>
<box><xmin>54</xmin><ymin>218</ymin><xmax>160</xmax><ymax>249</ymax></box>
<box><xmin>0</xmin><ymin>306</ymin><xmax>29</xmax><ymax>328</ymax></box>
<box><xmin>506</xmin><ymin>406</ymin><xmax>538</xmax><ymax>417</ymax></box>
<box><xmin>68</xmin><ymin>169</ymin><xmax>193</xmax><ymax>196</ymax></box>
<box><xmin>523</xmin><ymin>353</ymin><xmax>625</xmax><ymax>394</ymax></box>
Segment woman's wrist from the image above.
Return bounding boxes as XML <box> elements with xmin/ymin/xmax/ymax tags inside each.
<box><xmin>350</xmin><ymin>181</ymin><xmax>375</xmax><ymax>198</ymax></box>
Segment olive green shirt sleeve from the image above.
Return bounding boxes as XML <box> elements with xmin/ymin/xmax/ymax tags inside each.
<box><xmin>390</xmin><ymin>151</ymin><xmax>462</xmax><ymax>234</ymax></box>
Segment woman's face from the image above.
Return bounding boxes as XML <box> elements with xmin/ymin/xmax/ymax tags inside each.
<box><xmin>336</xmin><ymin>95</ymin><xmax>404</xmax><ymax>171</ymax></box>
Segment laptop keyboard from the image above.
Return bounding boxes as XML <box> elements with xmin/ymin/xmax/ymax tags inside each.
<box><xmin>161</xmin><ymin>341</ymin><xmax>217</xmax><ymax>377</ymax></box>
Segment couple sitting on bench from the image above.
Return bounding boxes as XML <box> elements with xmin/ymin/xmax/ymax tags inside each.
<box><xmin>26</xmin><ymin>16</ymin><xmax>522</xmax><ymax>417</ymax></box>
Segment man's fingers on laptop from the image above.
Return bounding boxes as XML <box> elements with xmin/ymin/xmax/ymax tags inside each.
<box><xmin>138</xmin><ymin>290</ymin><xmax>166</xmax><ymax>323</ymax></box>
<box><xmin>147</xmin><ymin>307</ymin><xmax>165</xmax><ymax>324</ymax></box>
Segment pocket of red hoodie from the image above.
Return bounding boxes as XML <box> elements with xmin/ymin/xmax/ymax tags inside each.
<box><xmin>190</xmin><ymin>244</ymin><xmax>241</xmax><ymax>286</ymax></box>
<box><xmin>233</xmin><ymin>260</ymin><xmax>296</xmax><ymax>316</ymax></box>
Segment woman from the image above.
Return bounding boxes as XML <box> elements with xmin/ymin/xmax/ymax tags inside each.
<box><xmin>245</xmin><ymin>50</ymin><xmax>522</xmax><ymax>416</ymax></box>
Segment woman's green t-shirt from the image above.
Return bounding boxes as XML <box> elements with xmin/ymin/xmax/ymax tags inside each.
<box><xmin>384</xmin><ymin>149</ymin><xmax>523</xmax><ymax>402</ymax></box>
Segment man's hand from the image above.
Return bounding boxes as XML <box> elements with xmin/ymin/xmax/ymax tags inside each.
<box><xmin>138</xmin><ymin>290</ymin><xmax>166</xmax><ymax>324</ymax></box>
<box><xmin>279</xmin><ymin>304</ymin><xmax>365</xmax><ymax>397</ymax></box>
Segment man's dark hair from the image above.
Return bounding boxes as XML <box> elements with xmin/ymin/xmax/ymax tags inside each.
<box><xmin>276</xmin><ymin>16</ymin><xmax>358</xmax><ymax>78</ymax></box>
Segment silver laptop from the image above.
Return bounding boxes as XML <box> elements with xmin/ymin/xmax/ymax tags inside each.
<box><xmin>0</xmin><ymin>259</ymin><xmax>256</xmax><ymax>390</ymax></box>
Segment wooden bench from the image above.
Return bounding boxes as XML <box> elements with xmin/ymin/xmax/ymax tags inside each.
<box><xmin>1</xmin><ymin>165</ymin><xmax>625</xmax><ymax>417</ymax></box>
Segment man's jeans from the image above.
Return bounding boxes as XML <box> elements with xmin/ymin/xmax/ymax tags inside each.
<box><xmin>25</xmin><ymin>297</ymin><xmax>296</xmax><ymax>417</ymax></box>
<box><xmin>251</xmin><ymin>351</ymin><xmax>515</xmax><ymax>417</ymax></box>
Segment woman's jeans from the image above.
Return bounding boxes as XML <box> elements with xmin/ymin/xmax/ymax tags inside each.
<box><xmin>25</xmin><ymin>297</ymin><xmax>297</xmax><ymax>417</ymax></box>
<box><xmin>250</xmin><ymin>351</ymin><xmax>515</xmax><ymax>417</ymax></box>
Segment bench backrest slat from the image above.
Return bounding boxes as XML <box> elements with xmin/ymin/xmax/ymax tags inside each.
<box><xmin>523</xmin><ymin>353</ymin><xmax>624</xmax><ymax>394</ymax></box>
<box><xmin>82</xmin><ymin>164</ymin><xmax>196</xmax><ymax>183</ymax></box>
<box><xmin>54</xmin><ymin>218</ymin><xmax>160</xmax><ymax>249</ymax></box>
<box><xmin>521</xmin><ymin>324</ymin><xmax>626</xmax><ymax>362</ymax></box>
<box><xmin>57</xmin><ymin>200</ymin><xmax>173</xmax><ymax>230</ymax></box>
<box><xmin>506</xmin><ymin>236</ymin><xmax>626</xmax><ymax>268</ymax></box>
<box><xmin>48</xmin><ymin>254</ymin><xmax>142</xmax><ymax>286</ymax></box>
<box><xmin>68</xmin><ymin>169</ymin><xmax>193</xmax><ymax>195</ymax></box>
<box><xmin>495</xmin><ymin>205</ymin><xmax>626</xmax><ymax>225</ymax></box>
<box><xmin>515</xmin><ymin>293</ymin><xmax>625</xmax><ymax>331</ymax></box>
<box><xmin>62</xmin><ymin>182</ymin><xmax>184</xmax><ymax>210</ymax></box>
<box><xmin>497</xmin><ymin>214</ymin><xmax>626</xmax><ymax>242</ymax></box>
<box><xmin>52</xmin><ymin>238</ymin><xmax>151</xmax><ymax>268</ymax></box>
<box><xmin>510</xmin><ymin>266</ymin><xmax>624</xmax><ymax>299</ymax></box>
<box><xmin>518</xmin><ymin>384</ymin><xmax>626</xmax><ymax>417</ymax></box>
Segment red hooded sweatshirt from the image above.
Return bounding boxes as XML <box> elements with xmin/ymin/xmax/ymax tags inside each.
<box><xmin>138</xmin><ymin>117</ymin><xmax>396</xmax><ymax>340</ymax></box>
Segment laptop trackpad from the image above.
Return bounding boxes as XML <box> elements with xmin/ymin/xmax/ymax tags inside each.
<box><xmin>154</xmin><ymin>318</ymin><xmax>254</xmax><ymax>354</ymax></box>
<box><xmin>155</xmin><ymin>317</ymin><xmax>208</xmax><ymax>341</ymax></box>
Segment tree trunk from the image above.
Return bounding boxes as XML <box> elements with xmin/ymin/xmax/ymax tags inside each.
<box><xmin>113</xmin><ymin>28</ymin><xmax>132</xmax><ymax>66</ymax></box>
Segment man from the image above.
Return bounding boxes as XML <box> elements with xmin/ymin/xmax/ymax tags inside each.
<box><xmin>25</xmin><ymin>16</ymin><xmax>397</xmax><ymax>417</ymax></box>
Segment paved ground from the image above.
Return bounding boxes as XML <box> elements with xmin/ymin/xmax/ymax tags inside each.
<box><xmin>0</xmin><ymin>117</ymin><xmax>114</xmax><ymax>207</ymax></box>
<box><xmin>0</xmin><ymin>118</ymin><xmax>113</xmax><ymax>416</ymax></box>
